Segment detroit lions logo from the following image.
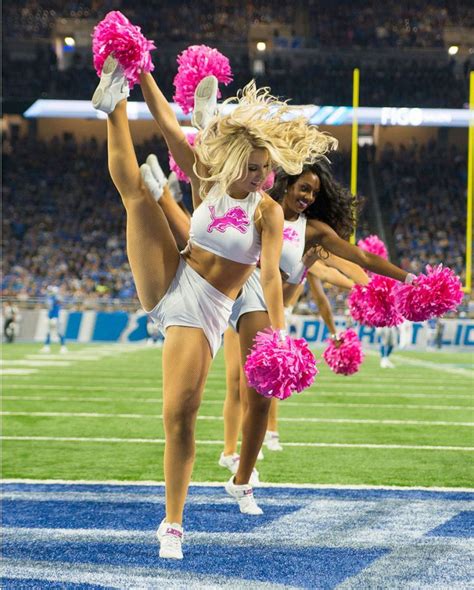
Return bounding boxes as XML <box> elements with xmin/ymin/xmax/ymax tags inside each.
<box><xmin>283</xmin><ymin>227</ymin><xmax>300</xmax><ymax>244</ymax></box>
<box><xmin>207</xmin><ymin>206</ymin><xmax>250</xmax><ymax>233</ymax></box>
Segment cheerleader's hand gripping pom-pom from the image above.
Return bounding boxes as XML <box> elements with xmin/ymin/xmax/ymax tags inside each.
<box><xmin>348</xmin><ymin>274</ymin><xmax>404</xmax><ymax>327</ymax></box>
<box><xmin>244</xmin><ymin>329</ymin><xmax>318</xmax><ymax>400</ymax></box>
<box><xmin>323</xmin><ymin>329</ymin><xmax>364</xmax><ymax>376</ymax></box>
<box><xmin>168</xmin><ymin>133</ymin><xmax>196</xmax><ymax>183</ymax></box>
<box><xmin>173</xmin><ymin>45</ymin><xmax>233</xmax><ymax>114</ymax></box>
<box><xmin>357</xmin><ymin>235</ymin><xmax>389</xmax><ymax>260</ymax></box>
<box><xmin>395</xmin><ymin>264</ymin><xmax>463</xmax><ymax>322</ymax></box>
<box><xmin>92</xmin><ymin>11</ymin><xmax>156</xmax><ymax>88</ymax></box>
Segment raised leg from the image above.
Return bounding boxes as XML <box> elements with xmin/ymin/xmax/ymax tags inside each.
<box><xmin>106</xmin><ymin>100</ymin><xmax>180</xmax><ymax>310</ymax></box>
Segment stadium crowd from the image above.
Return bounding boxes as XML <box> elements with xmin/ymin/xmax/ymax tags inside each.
<box><xmin>377</xmin><ymin>140</ymin><xmax>467</xmax><ymax>282</ymax></box>
<box><xmin>3</xmin><ymin>1</ymin><xmax>472</xmax><ymax>107</ymax></box>
<box><xmin>4</xmin><ymin>0</ymin><xmax>472</xmax><ymax>45</ymax></box>
<box><xmin>2</xmin><ymin>134</ymin><xmax>468</xmax><ymax>315</ymax></box>
<box><xmin>2</xmin><ymin>133</ymin><xmax>168</xmax><ymax>305</ymax></box>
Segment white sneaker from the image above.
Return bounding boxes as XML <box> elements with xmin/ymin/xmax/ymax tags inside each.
<box><xmin>60</xmin><ymin>345</ymin><xmax>68</xmax><ymax>354</ymax></box>
<box><xmin>140</xmin><ymin>163</ymin><xmax>164</xmax><ymax>202</ymax></box>
<box><xmin>218</xmin><ymin>452</ymin><xmax>240</xmax><ymax>474</ymax></box>
<box><xmin>191</xmin><ymin>75</ymin><xmax>218</xmax><ymax>129</ymax></box>
<box><xmin>380</xmin><ymin>357</ymin><xmax>395</xmax><ymax>369</ymax></box>
<box><xmin>167</xmin><ymin>172</ymin><xmax>183</xmax><ymax>203</ymax></box>
<box><xmin>265</xmin><ymin>431</ymin><xmax>283</xmax><ymax>452</ymax></box>
<box><xmin>257</xmin><ymin>448</ymin><xmax>264</xmax><ymax>461</ymax></box>
<box><xmin>146</xmin><ymin>154</ymin><xmax>167</xmax><ymax>188</ymax></box>
<box><xmin>225</xmin><ymin>476</ymin><xmax>263</xmax><ymax>515</ymax></box>
<box><xmin>40</xmin><ymin>345</ymin><xmax>50</xmax><ymax>353</ymax></box>
<box><xmin>249</xmin><ymin>467</ymin><xmax>260</xmax><ymax>486</ymax></box>
<box><xmin>92</xmin><ymin>55</ymin><xmax>130</xmax><ymax>114</ymax></box>
<box><xmin>156</xmin><ymin>519</ymin><xmax>184</xmax><ymax>559</ymax></box>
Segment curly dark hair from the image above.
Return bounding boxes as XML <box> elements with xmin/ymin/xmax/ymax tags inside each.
<box><xmin>269</xmin><ymin>159</ymin><xmax>362</xmax><ymax>241</ymax></box>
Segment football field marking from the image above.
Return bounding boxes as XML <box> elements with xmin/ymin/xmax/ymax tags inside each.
<box><xmin>3</xmin><ymin>436</ymin><xmax>473</xmax><ymax>451</ymax></box>
<box><xmin>2</xmin><ymin>395</ymin><xmax>470</xmax><ymax>412</ymax></box>
<box><xmin>2</xmin><ymin>383</ymin><xmax>472</xmax><ymax>399</ymax></box>
<box><xmin>381</xmin><ymin>354</ymin><xmax>473</xmax><ymax>377</ymax></box>
<box><xmin>0</xmin><ymin>369</ymin><xmax>38</xmax><ymax>375</ymax></box>
<box><xmin>2</xmin><ymin>411</ymin><xmax>473</xmax><ymax>427</ymax></box>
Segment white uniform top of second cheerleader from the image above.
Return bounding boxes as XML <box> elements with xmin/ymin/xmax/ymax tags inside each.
<box><xmin>229</xmin><ymin>214</ymin><xmax>308</xmax><ymax>329</ymax></box>
<box><xmin>189</xmin><ymin>184</ymin><xmax>263</xmax><ymax>265</ymax></box>
<box><xmin>280</xmin><ymin>215</ymin><xmax>307</xmax><ymax>283</ymax></box>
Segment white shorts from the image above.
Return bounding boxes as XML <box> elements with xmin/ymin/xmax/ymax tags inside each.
<box><xmin>147</xmin><ymin>257</ymin><xmax>234</xmax><ymax>357</ymax></box>
<box><xmin>229</xmin><ymin>268</ymin><xmax>267</xmax><ymax>332</ymax></box>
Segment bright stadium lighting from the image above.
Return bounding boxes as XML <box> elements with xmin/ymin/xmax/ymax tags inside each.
<box><xmin>448</xmin><ymin>45</ymin><xmax>459</xmax><ymax>55</ymax></box>
<box><xmin>64</xmin><ymin>36</ymin><xmax>76</xmax><ymax>47</ymax></box>
<box><xmin>256</xmin><ymin>41</ymin><xmax>266</xmax><ymax>52</ymax></box>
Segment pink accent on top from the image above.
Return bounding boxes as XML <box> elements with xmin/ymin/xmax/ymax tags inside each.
<box><xmin>243</xmin><ymin>488</ymin><xmax>253</xmax><ymax>496</ymax></box>
<box><xmin>207</xmin><ymin>205</ymin><xmax>250</xmax><ymax>234</ymax></box>
<box><xmin>165</xmin><ymin>527</ymin><xmax>183</xmax><ymax>539</ymax></box>
<box><xmin>283</xmin><ymin>227</ymin><xmax>300</xmax><ymax>244</ymax></box>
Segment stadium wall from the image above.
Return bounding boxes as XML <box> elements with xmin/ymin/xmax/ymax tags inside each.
<box><xmin>14</xmin><ymin>309</ymin><xmax>474</xmax><ymax>349</ymax></box>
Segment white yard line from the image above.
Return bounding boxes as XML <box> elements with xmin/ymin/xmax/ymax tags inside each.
<box><xmin>2</xmin><ymin>383</ymin><xmax>472</xmax><ymax>400</ymax></box>
<box><xmin>0</xmin><ymin>360</ymin><xmax>72</xmax><ymax>367</ymax></box>
<box><xmin>382</xmin><ymin>354</ymin><xmax>473</xmax><ymax>377</ymax></box>
<box><xmin>2</xmin><ymin>395</ymin><xmax>471</xmax><ymax>412</ymax></box>
<box><xmin>3</xmin><ymin>477</ymin><xmax>473</xmax><ymax>493</ymax></box>
<box><xmin>0</xmin><ymin>369</ymin><xmax>38</xmax><ymax>375</ymax></box>
<box><xmin>2</xmin><ymin>410</ymin><xmax>472</xmax><ymax>427</ymax></box>
<box><xmin>2</xmin><ymin>435</ymin><xmax>472</xmax><ymax>452</ymax></box>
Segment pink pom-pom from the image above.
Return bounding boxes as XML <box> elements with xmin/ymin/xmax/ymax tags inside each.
<box><xmin>262</xmin><ymin>171</ymin><xmax>275</xmax><ymax>191</ymax></box>
<box><xmin>357</xmin><ymin>235</ymin><xmax>388</xmax><ymax>260</ymax></box>
<box><xmin>92</xmin><ymin>11</ymin><xmax>156</xmax><ymax>89</ymax></box>
<box><xmin>173</xmin><ymin>45</ymin><xmax>233</xmax><ymax>114</ymax></box>
<box><xmin>323</xmin><ymin>329</ymin><xmax>364</xmax><ymax>376</ymax></box>
<box><xmin>168</xmin><ymin>133</ymin><xmax>196</xmax><ymax>183</ymax></box>
<box><xmin>394</xmin><ymin>264</ymin><xmax>464</xmax><ymax>322</ymax></box>
<box><xmin>244</xmin><ymin>329</ymin><xmax>318</xmax><ymax>400</ymax></box>
<box><xmin>348</xmin><ymin>274</ymin><xmax>404</xmax><ymax>327</ymax></box>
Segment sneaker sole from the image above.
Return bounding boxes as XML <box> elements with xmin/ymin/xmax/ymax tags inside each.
<box><xmin>159</xmin><ymin>549</ymin><xmax>183</xmax><ymax>559</ymax></box>
<box><xmin>195</xmin><ymin>76</ymin><xmax>218</xmax><ymax>100</ymax></box>
<box><xmin>92</xmin><ymin>56</ymin><xmax>122</xmax><ymax>112</ymax></box>
<box><xmin>192</xmin><ymin>76</ymin><xmax>218</xmax><ymax>128</ymax></box>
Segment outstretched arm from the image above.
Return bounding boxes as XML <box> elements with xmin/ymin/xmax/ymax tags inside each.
<box><xmin>139</xmin><ymin>73</ymin><xmax>198</xmax><ymax>186</ymax></box>
<box><xmin>321</xmin><ymin>253</ymin><xmax>370</xmax><ymax>286</ymax></box>
<box><xmin>308</xmin><ymin>260</ymin><xmax>355</xmax><ymax>290</ymax></box>
<box><xmin>307</xmin><ymin>220</ymin><xmax>408</xmax><ymax>282</ymax></box>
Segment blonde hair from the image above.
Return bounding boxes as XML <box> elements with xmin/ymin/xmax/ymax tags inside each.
<box><xmin>193</xmin><ymin>81</ymin><xmax>338</xmax><ymax>200</ymax></box>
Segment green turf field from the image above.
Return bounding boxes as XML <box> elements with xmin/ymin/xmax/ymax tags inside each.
<box><xmin>2</xmin><ymin>343</ymin><xmax>473</xmax><ymax>488</ymax></box>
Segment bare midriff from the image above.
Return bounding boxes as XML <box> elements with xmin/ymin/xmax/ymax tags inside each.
<box><xmin>182</xmin><ymin>242</ymin><xmax>256</xmax><ymax>300</ymax></box>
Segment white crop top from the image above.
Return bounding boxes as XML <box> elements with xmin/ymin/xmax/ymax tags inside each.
<box><xmin>280</xmin><ymin>215</ymin><xmax>307</xmax><ymax>280</ymax></box>
<box><xmin>189</xmin><ymin>184</ymin><xmax>263</xmax><ymax>265</ymax></box>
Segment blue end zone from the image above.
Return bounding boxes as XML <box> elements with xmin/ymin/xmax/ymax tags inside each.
<box><xmin>426</xmin><ymin>511</ymin><xmax>474</xmax><ymax>538</ymax></box>
<box><xmin>2</xmin><ymin>498</ymin><xmax>302</xmax><ymax>533</ymax></box>
<box><xmin>2</xmin><ymin>540</ymin><xmax>387</xmax><ymax>589</ymax></box>
<box><xmin>2</xmin><ymin>582</ymin><xmax>107</xmax><ymax>590</ymax></box>
<box><xmin>2</xmin><ymin>483</ymin><xmax>473</xmax><ymax>589</ymax></box>
<box><xmin>3</xmin><ymin>482</ymin><xmax>473</xmax><ymax>502</ymax></box>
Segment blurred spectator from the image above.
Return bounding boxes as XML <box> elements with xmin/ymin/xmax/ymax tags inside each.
<box><xmin>3</xmin><ymin>1</ymin><xmax>472</xmax><ymax>107</ymax></box>
<box><xmin>377</xmin><ymin>141</ymin><xmax>467</xmax><ymax>282</ymax></box>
